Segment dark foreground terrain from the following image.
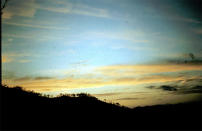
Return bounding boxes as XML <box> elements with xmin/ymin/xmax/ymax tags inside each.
<box><xmin>0</xmin><ymin>85</ymin><xmax>202</xmax><ymax>130</ymax></box>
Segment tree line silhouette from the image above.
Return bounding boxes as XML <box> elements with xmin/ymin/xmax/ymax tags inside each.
<box><xmin>0</xmin><ymin>85</ymin><xmax>201</xmax><ymax>130</ymax></box>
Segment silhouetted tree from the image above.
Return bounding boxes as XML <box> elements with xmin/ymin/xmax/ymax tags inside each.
<box><xmin>1</xmin><ymin>0</ymin><xmax>9</xmax><ymax>14</ymax></box>
<box><xmin>189</xmin><ymin>53</ymin><xmax>195</xmax><ymax>60</ymax></box>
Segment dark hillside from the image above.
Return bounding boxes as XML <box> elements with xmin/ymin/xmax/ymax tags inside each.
<box><xmin>1</xmin><ymin>85</ymin><xmax>201</xmax><ymax>130</ymax></box>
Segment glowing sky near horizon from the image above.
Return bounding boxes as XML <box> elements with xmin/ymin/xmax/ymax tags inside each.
<box><xmin>2</xmin><ymin>0</ymin><xmax>202</xmax><ymax>107</ymax></box>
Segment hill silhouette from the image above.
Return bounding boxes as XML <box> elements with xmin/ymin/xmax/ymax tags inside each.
<box><xmin>1</xmin><ymin>85</ymin><xmax>201</xmax><ymax>130</ymax></box>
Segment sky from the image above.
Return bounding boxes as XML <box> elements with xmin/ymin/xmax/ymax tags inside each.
<box><xmin>2</xmin><ymin>0</ymin><xmax>202</xmax><ymax>107</ymax></box>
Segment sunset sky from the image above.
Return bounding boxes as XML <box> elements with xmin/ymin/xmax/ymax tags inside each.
<box><xmin>2</xmin><ymin>0</ymin><xmax>202</xmax><ymax>107</ymax></box>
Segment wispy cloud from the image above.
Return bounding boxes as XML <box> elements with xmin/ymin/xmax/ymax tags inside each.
<box><xmin>2</xmin><ymin>52</ymin><xmax>38</xmax><ymax>63</ymax></box>
<box><xmin>2</xmin><ymin>0</ymin><xmax>110</xmax><ymax>20</ymax></box>
<box><xmin>14</xmin><ymin>76</ymin><xmax>33</xmax><ymax>81</ymax></box>
<box><xmin>3</xmin><ymin>63</ymin><xmax>202</xmax><ymax>92</ymax></box>
<box><xmin>3</xmin><ymin>21</ymin><xmax>69</xmax><ymax>30</ymax></box>
<box><xmin>2</xmin><ymin>71</ymin><xmax>17</xmax><ymax>79</ymax></box>
<box><xmin>72</xmin><ymin>4</ymin><xmax>110</xmax><ymax>18</ymax></box>
<box><xmin>36</xmin><ymin>0</ymin><xmax>110</xmax><ymax>18</ymax></box>
<box><xmin>18</xmin><ymin>59</ymin><xmax>32</xmax><ymax>63</ymax></box>
<box><xmin>7</xmin><ymin>38</ymin><xmax>13</xmax><ymax>42</ymax></box>
<box><xmin>96</xmin><ymin>64</ymin><xmax>202</xmax><ymax>78</ymax></box>
<box><xmin>38</xmin><ymin>6</ymin><xmax>71</xmax><ymax>14</ymax></box>
<box><xmin>81</xmin><ymin>30</ymin><xmax>151</xmax><ymax>51</ymax></box>
<box><xmin>192</xmin><ymin>28</ymin><xmax>202</xmax><ymax>35</ymax></box>
<box><xmin>1</xmin><ymin>71</ymin><xmax>187</xmax><ymax>93</ymax></box>
<box><xmin>2</xmin><ymin>33</ymin><xmax>34</xmax><ymax>39</ymax></box>
<box><xmin>2</xmin><ymin>32</ymin><xmax>64</xmax><ymax>41</ymax></box>
<box><xmin>170</xmin><ymin>15</ymin><xmax>200</xmax><ymax>24</ymax></box>
<box><xmin>2</xmin><ymin>55</ymin><xmax>13</xmax><ymax>63</ymax></box>
<box><xmin>2</xmin><ymin>52</ymin><xmax>33</xmax><ymax>57</ymax></box>
<box><xmin>84</xmin><ymin>30</ymin><xmax>149</xmax><ymax>43</ymax></box>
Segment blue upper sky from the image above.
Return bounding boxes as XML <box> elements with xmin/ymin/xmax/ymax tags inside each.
<box><xmin>2</xmin><ymin>0</ymin><xmax>202</xmax><ymax>107</ymax></box>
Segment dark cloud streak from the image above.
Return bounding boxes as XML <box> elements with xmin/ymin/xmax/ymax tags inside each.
<box><xmin>147</xmin><ymin>84</ymin><xmax>202</xmax><ymax>95</ymax></box>
<box><xmin>116</xmin><ymin>97</ymin><xmax>145</xmax><ymax>101</ymax></box>
<box><xmin>93</xmin><ymin>92</ymin><xmax>122</xmax><ymax>97</ymax></box>
<box><xmin>14</xmin><ymin>76</ymin><xmax>55</xmax><ymax>81</ymax></box>
<box><xmin>159</xmin><ymin>85</ymin><xmax>177</xmax><ymax>91</ymax></box>
<box><xmin>178</xmin><ymin>85</ymin><xmax>202</xmax><ymax>94</ymax></box>
<box><xmin>34</xmin><ymin>77</ymin><xmax>54</xmax><ymax>80</ymax></box>
<box><xmin>147</xmin><ymin>85</ymin><xmax>177</xmax><ymax>91</ymax></box>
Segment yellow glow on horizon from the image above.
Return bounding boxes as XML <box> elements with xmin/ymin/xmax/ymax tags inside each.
<box><xmin>2</xmin><ymin>64</ymin><xmax>202</xmax><ymax>94</ymax></box>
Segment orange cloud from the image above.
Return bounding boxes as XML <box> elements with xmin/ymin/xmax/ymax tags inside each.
<box><xmin>2</xmin><ymin>55</ymin><xmax>13</xmax><ymax>63</ymax></box>
<box><xmin>2</xmin><ymin>64</ymin><xmax>202</xmax><ymax>93</ymax></box>
<box><xmin>2</xmin><ymin>74</ymin><xmax>189</xmax><ymax>93</ymax></box>
<box><xmin>2</xmin><ymin>53</ymin><xmax>33</xmax><ymax>63</ymax></box>
<box><xmin>96</xmin><ymin>64</ymin><xmax>202</xmax><ymax>77</ymax></box>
